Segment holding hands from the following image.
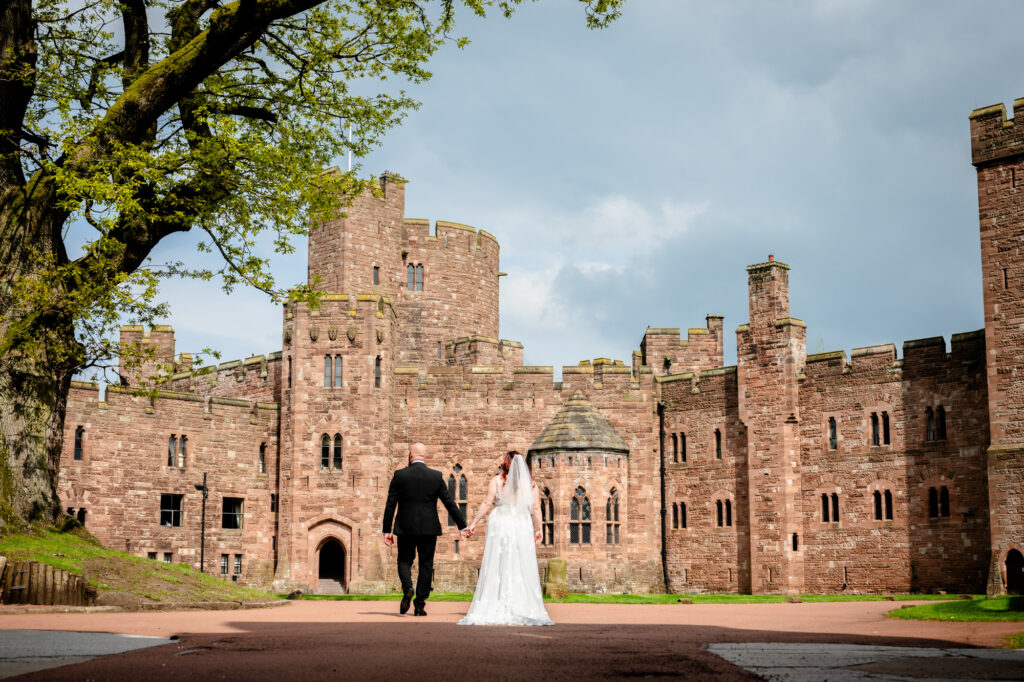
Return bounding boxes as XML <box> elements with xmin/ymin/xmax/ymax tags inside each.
<box><xmin>461</xmin><ymin>524</ymin><xmax>475</xmax><ymax>539</ymax></box>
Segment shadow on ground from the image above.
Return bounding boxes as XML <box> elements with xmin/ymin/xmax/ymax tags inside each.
<box><xmin>13</xmin><ymin>621</ymin><xmax>983</xmax><ymax>681</ymax></box>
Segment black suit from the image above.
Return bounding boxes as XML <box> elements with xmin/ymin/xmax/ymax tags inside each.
<box><xmin>382</xmin><ymin>461</ymin><xmax>467</xmax><ymax>606</ymax></box>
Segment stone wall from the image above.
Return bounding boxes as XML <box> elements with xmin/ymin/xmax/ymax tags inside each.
<box><xmin>61</xmin><ymin>382</ymin><xmax>279</xmax><ymax>587</ymax></box>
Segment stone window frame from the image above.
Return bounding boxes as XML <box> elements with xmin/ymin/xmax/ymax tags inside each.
<box><xmin>815</xmin><ymin>485</ymin><xmax>843</xmax><ymax>525</ymax></box>
<box><xmin>406</xmin><ymin>263</ymin><xmax>425</xmax><ymax>291</ymax></box>
<box><xmin>166</xmin><ymin>433</ymin><xmax>187</xmax><ymax>469</ymax></box>
<box><xmin>712</xmin><ymin>492</ymin><xmax>733</xmax><ymax>528</ymax></box>
<box><xmin>569</xmin><ymin>486</ymin><xmax>592</xmax><ymax>545</ymax></box>
<box><xmin>671</xmin><ymin>499</ymin><xmax>689</xmax><ymax>530</ymax></box>
<box><xmin>446</xmin><ymin>464</ymin><xmax>467</xmax><ymax>527</ymax></box>
<box><xmin>714</xmin><ymin>427</ymin><xmax>724</xmax><ymax>461</ymax></box>
<box><xmin>670</xmin><ymin>430</ymin><xmax>687</xmax><ymax>464</ymax></box>
<box><xmin>159</xmin><ymin>492</ymin><xmax>183</xmax><ymax>527</ymax></box>
<box><xmin>372</xmin><ymin>265</ymin><xmax>380</xmax><ymax>285</ymax></box>
<box><xmin>925</xmin><ymin>404</ymin><xmax>948</xmax><ymax>443</ymax></box>
<box><xmin>318</xmin><ymin>432</ymin><xmax>343</xmax><ymax>471</ymax></box>
<box><xmin>258</xmin><ymin>442</ymin><xmax>267</xmax><ymax>474</ymax></box>
<box><xmin>73</xmin><ymin>425</ymin><xmax>85</xmax><ymax>461</ymax></box>
<box><xmin>922</xmin><ymin>475</ymin><xmax>954</xmax><ymax>521</ymax></box>
<box><xmin>822</xmin><ymin>412</ymin><xmax>841</xmax><ymax>453</ymax></box>
<box><xmin>374</xmin><ymin>356</ymin><xmax>382</xmax><ymax>389</ymax></box>
<box><xmin>540</xmin><ymin>487</ymin><xmax>555</xmax><ymax>546</ymax></box>
<box><xmin>867</xmin><ymin>479</ymin><xmax>897</xmax><ymax>522</ymax></box>
<box><xmin>864</xmin><ymin>405</ymin><xmax>893</xmax><ymax>449</ymax></box>
<box><xmin>605</xmin><ymin>488</ymin><xmax>621</xmax><ymax>545</ymax></box>
<box><xmin>221</xmin><ymin>497</ymin><xmax>244</xmax><ymax>530</ymax></box>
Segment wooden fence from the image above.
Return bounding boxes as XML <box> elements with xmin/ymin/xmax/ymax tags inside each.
<box><xmin>0</xmin><ymin>556</ymin><xmax>93</xmax><ymax>606</ymax></box>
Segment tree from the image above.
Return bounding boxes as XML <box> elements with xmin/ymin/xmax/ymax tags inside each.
<box><xmin>0</xmin><ymin>0</ymin><xmax>622</xmax><ymax>530</ymax></box>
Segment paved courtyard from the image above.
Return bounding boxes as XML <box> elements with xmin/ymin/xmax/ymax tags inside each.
<box><xmin>1</xmin><ymin>600</ymin><xmax>1023</xmax><ymax>680</ymax></box>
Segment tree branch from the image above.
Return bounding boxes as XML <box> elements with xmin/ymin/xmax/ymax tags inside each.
<box><xmin>0</xmin><ymin>0</ymin><xmax>37</xmax><ymax>188</ymax></box>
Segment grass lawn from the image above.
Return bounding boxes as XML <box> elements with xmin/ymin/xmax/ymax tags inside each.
<box><xmin>299</xmin><ymin>592</ymin><xmax>969</xmax><ymax>605</ymax></box>
<box><xmin>889</xmin><ymin>596</ymin><xmax>1024</xmax><ymax>622</ymax></box>
<box><xmin>0</xmin><ymin>531</ymin><xmax>276</xmax><ymax>605</ymax></box>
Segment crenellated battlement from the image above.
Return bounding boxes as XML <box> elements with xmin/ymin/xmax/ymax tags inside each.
<box><xmin>390</xmin><ymin>356</ymin><xmax>644</xmax><ymax>396</ymax></box>
<box><xmin>971</xmin><ymin>99</ymin><xmax>1024</xmax><ymax>166</ymax></box>
<box><xmin>635</xmin><ymin>315</ymin><xmax>725</xmax><ymax>378</ymax></box>
<box><xmin>801</xmin><ymin>330</ymin><xmax>985</xmax><ymax>381</ymax></box>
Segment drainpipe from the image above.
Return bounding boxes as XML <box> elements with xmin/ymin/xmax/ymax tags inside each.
<box><xmin>658</xmin><ymin>402</ymin><xmax>670</xmax><ymax>593</ymax></box>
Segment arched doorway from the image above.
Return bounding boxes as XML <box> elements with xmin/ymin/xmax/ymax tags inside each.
<box><xmin>318</xmin><ymin>539</ymin><xmax>346</xmax><ymax>594</ymax></box>
<box><xmin>1006</xmin><ymin>549</ymin><xmax>1024</xmax><ymax>594</ymax></box>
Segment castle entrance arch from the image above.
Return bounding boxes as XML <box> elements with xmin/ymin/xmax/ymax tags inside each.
<box><xmin>1006</xmin><ymin>549</ymin><xmax>1024</xmax><ymax>594</ymax></box>
<box><xmin>318</xmin><ymin>539</ymin><xmax>347</xmax><ymax>594</ymax></box>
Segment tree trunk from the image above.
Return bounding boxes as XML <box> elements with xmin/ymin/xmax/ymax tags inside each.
<box><xmin>0</xmin><ymin>179</ymin><xmax>76</xmax><ymax>532</ymax></box>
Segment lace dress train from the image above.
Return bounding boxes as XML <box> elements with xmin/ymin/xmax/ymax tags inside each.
<box><xmin>458</xmin><ymin>459</ymin><xmax>553</xmax><ymax>626</ymax></box>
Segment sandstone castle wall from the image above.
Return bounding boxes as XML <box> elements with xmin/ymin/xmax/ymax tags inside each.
<box><xmin>56</xmin><ymin>97</ymin><xmax>1024</xmax><ymax>596</ymax></box>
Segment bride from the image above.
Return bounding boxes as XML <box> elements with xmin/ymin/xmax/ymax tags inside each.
<box><xmin>458</xmin><ymin>451</ymin><xmax>553</xmax><ymax>626</ymax></box>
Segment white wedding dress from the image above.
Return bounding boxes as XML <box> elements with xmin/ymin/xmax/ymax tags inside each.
<box><xmin>458</xmin><ymin>455</ymin><xmax>554</xmax><ymax>626</ymax></box>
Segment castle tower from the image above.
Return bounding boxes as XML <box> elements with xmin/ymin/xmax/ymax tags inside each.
<box><xmin>970</xmin><ymin>98</ymin><xmax>1024</xmax><ymax>594</ymax></box>
<box><xmin>736</xmin><ymin>258</ymin><xmax>806</xmax><ymax>594</ymax></box>
<box><xmin>309</xmin><ymin>174</ymin><xmax>501</xmax><ymax>366</ymax></box>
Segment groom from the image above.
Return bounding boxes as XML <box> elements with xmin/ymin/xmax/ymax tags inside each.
<box><xmin>382</xmin><ymin>442</ymin><xmax>469</xmax><ymax>616</ymax></box>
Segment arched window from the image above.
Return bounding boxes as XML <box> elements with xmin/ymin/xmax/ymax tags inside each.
<box><xmin>458</xmin><ymin>470</ymin><xmax>468</xmax><ymax>519</ymax></box>
<box><xmin>415</xmin><ymin>264</ymin><xmax>424</xmax><ymax>291</ymax></box>
<box><xmin>926</xmin><ymin>407</ymin><xmax>936</xmax><ymax>441</ymax></box>
<box><xmin>873</xmin><ymin>490</ymin><xmax>882</xmax><ymax>520</ymax></box>
<box><xmin>605</xmin><ymin>489</ymin><xmax>620</xmax><ymax>545</ymax></box>
<box><xmin>374</xmin><ymin>356</ymin><xmax>381</xmax><ymax>388</ymax></box>
<box><xmin>672</xmin><ymin>503</ymin><xmax>678</xmax><ymax>529</ymax></box>
<box><xmin>178</xmin><ymin>435</ymin><xmax>187</xmax><ymax>468</ymax></box>
<box><xmin>671</xmin><ymin>433</ymin><xmax>678</xmax><ymax>463</ymax></box>
<box><xmin>323</xmin><ymin>355</ymin><xmax>332</xmax><ymax>387</ymax></box>
<box><xmin>372</xmin><ymin>265</ymin><xmax>379</xmax><ymax>285</ymax></box>
<box><xmin>716</xmin><ymin>499</ymin><xmax>724</xmax><ymax>527</ymax></box>
<box><xmin>76</xmin><ymin>508</ymin><xmax>86</xmax><ymax>525</ymax></box>
<box><xmin>74</xmin><ymin>425</ymin><xmax>84</xmax><ymax>460</ymax></box>
<box><xmin>940</xmin><ymin>485</ymin><xmax>950</xmax><ymax>517</ymax></box>
<box><xmin>569</xmin><ymin>487</ymin><xmax>591</xmax><ymax>544</ymax></box>
<box><xmin>928</xmin><ymin>486</ymin><xmax>939</xmax><ymax>518</ymax></box>
<box><xmin>447</xmin><ymin>465</ymin><xmax>467</xmax><ymax>526</ymax></box>
<box><xmin>679</xmin><ymin>502</ymin><xmax>687</xmax><ymax>529</ymax></box>
<box><xmin>871</xmin><ymin>413</ymin><xmax>880</xmax><ymax>446</ymax></box>
<box><xmin>828</xmin><ymin>417</ymin><xmax>837</xmax><ymax>450</ymax></box>
<box><xmin>715</xmin><ymin>429</ymin><xmax>722</xmax><ymax>459</ymax></box>
<box><xmin>258</xmin><ymin>443</ymin><xmax>266</xmax><ymax>474</ymax></box>
<box><xmin>792</xmin><ymin>533</ymin><xmax>799</xmax><ymax>551</ymax></box>
<box><xmin>884</xmin><ymin>490</ymin><xmax>893</xmax><ymax>520</ymax></box>
<box><xmin>332</xmin><ymin>434</ymin><xmax>343</xmax><ymax>470</ymax></box>
<box><xmin>882</xmin><ymin>411</ymin><xmax>891</xmax><ymax>445</ymax></box>
<box><xmin>320</xmin><ymin>434</ymin><xmax>330</xmax><ymax>469</ymax></box>
<box><xmin>821</xmin><ymin>492</ymin><xmax>840</xmax><ymax>524</ymax></box>
<box><xmin>725</xmin><ymin>499</ymin><xmax>732</xmax><ymax>527</ymax></box>
<box><xmin>679</xmin><ymin>433</ymin><xmax>686</xmax><ymax>462</ymax></box>
<box><xmin>407</xmin><ymin>264</ymin><xmax>415</xmax><ymax>290</ymax></box>
<box><xmin>541</xmin><ymin>488</ymin><xmax>554</xmax><ymax>545</ymax></box>
<box><xmin>168</xmin><ymin>435</ymin><xmax>177</xmax><ymax>467</ymax></box>
<box><xmin>334</xmin><ymin>354</ymin><xmax>342</xmax><ymax>387</ymax></box>
<box><xmin>936</xmin><ymin>406</ymin><xmax>947</xmax><ymax>441</ymax></box>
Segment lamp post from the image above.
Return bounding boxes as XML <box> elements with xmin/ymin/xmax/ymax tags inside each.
<box><xmin>195</xmin><ymin>473</ymin><xmax>208</xmax><ymax>573</ymax></box>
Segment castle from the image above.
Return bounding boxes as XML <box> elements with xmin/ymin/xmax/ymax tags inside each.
<box><xmin>57</xmin><ymin>97</ymin><xmax>1024</xmax><ymax>595</ymax></box>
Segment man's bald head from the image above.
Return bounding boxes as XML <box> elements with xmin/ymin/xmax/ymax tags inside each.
<box><xmin>409</xmin><ymin>442</ymin><xmax>427</xmax><ymax>464</ymax></box>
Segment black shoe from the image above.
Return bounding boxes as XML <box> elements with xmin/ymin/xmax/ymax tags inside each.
<box><xmin>400</xmin><ymin>589</ymin><xmax>414</xmax><ymax>614</ymax></box>
<box><xmin>413</xmin><ymin>606</ymin><xmax>427</xmax><ymax>616</ymax></box>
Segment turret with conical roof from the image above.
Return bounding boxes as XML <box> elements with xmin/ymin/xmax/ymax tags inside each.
<box><xmin>528</xmin><ymin>391</ymin><xmax>629</xmax><ymax>457</ymax></box>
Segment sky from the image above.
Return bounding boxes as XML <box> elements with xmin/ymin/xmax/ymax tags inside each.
<box><xmin>142</xmin><ymin>0</ymin><xmax>1024</xmax><ymax>376</ymax></box>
